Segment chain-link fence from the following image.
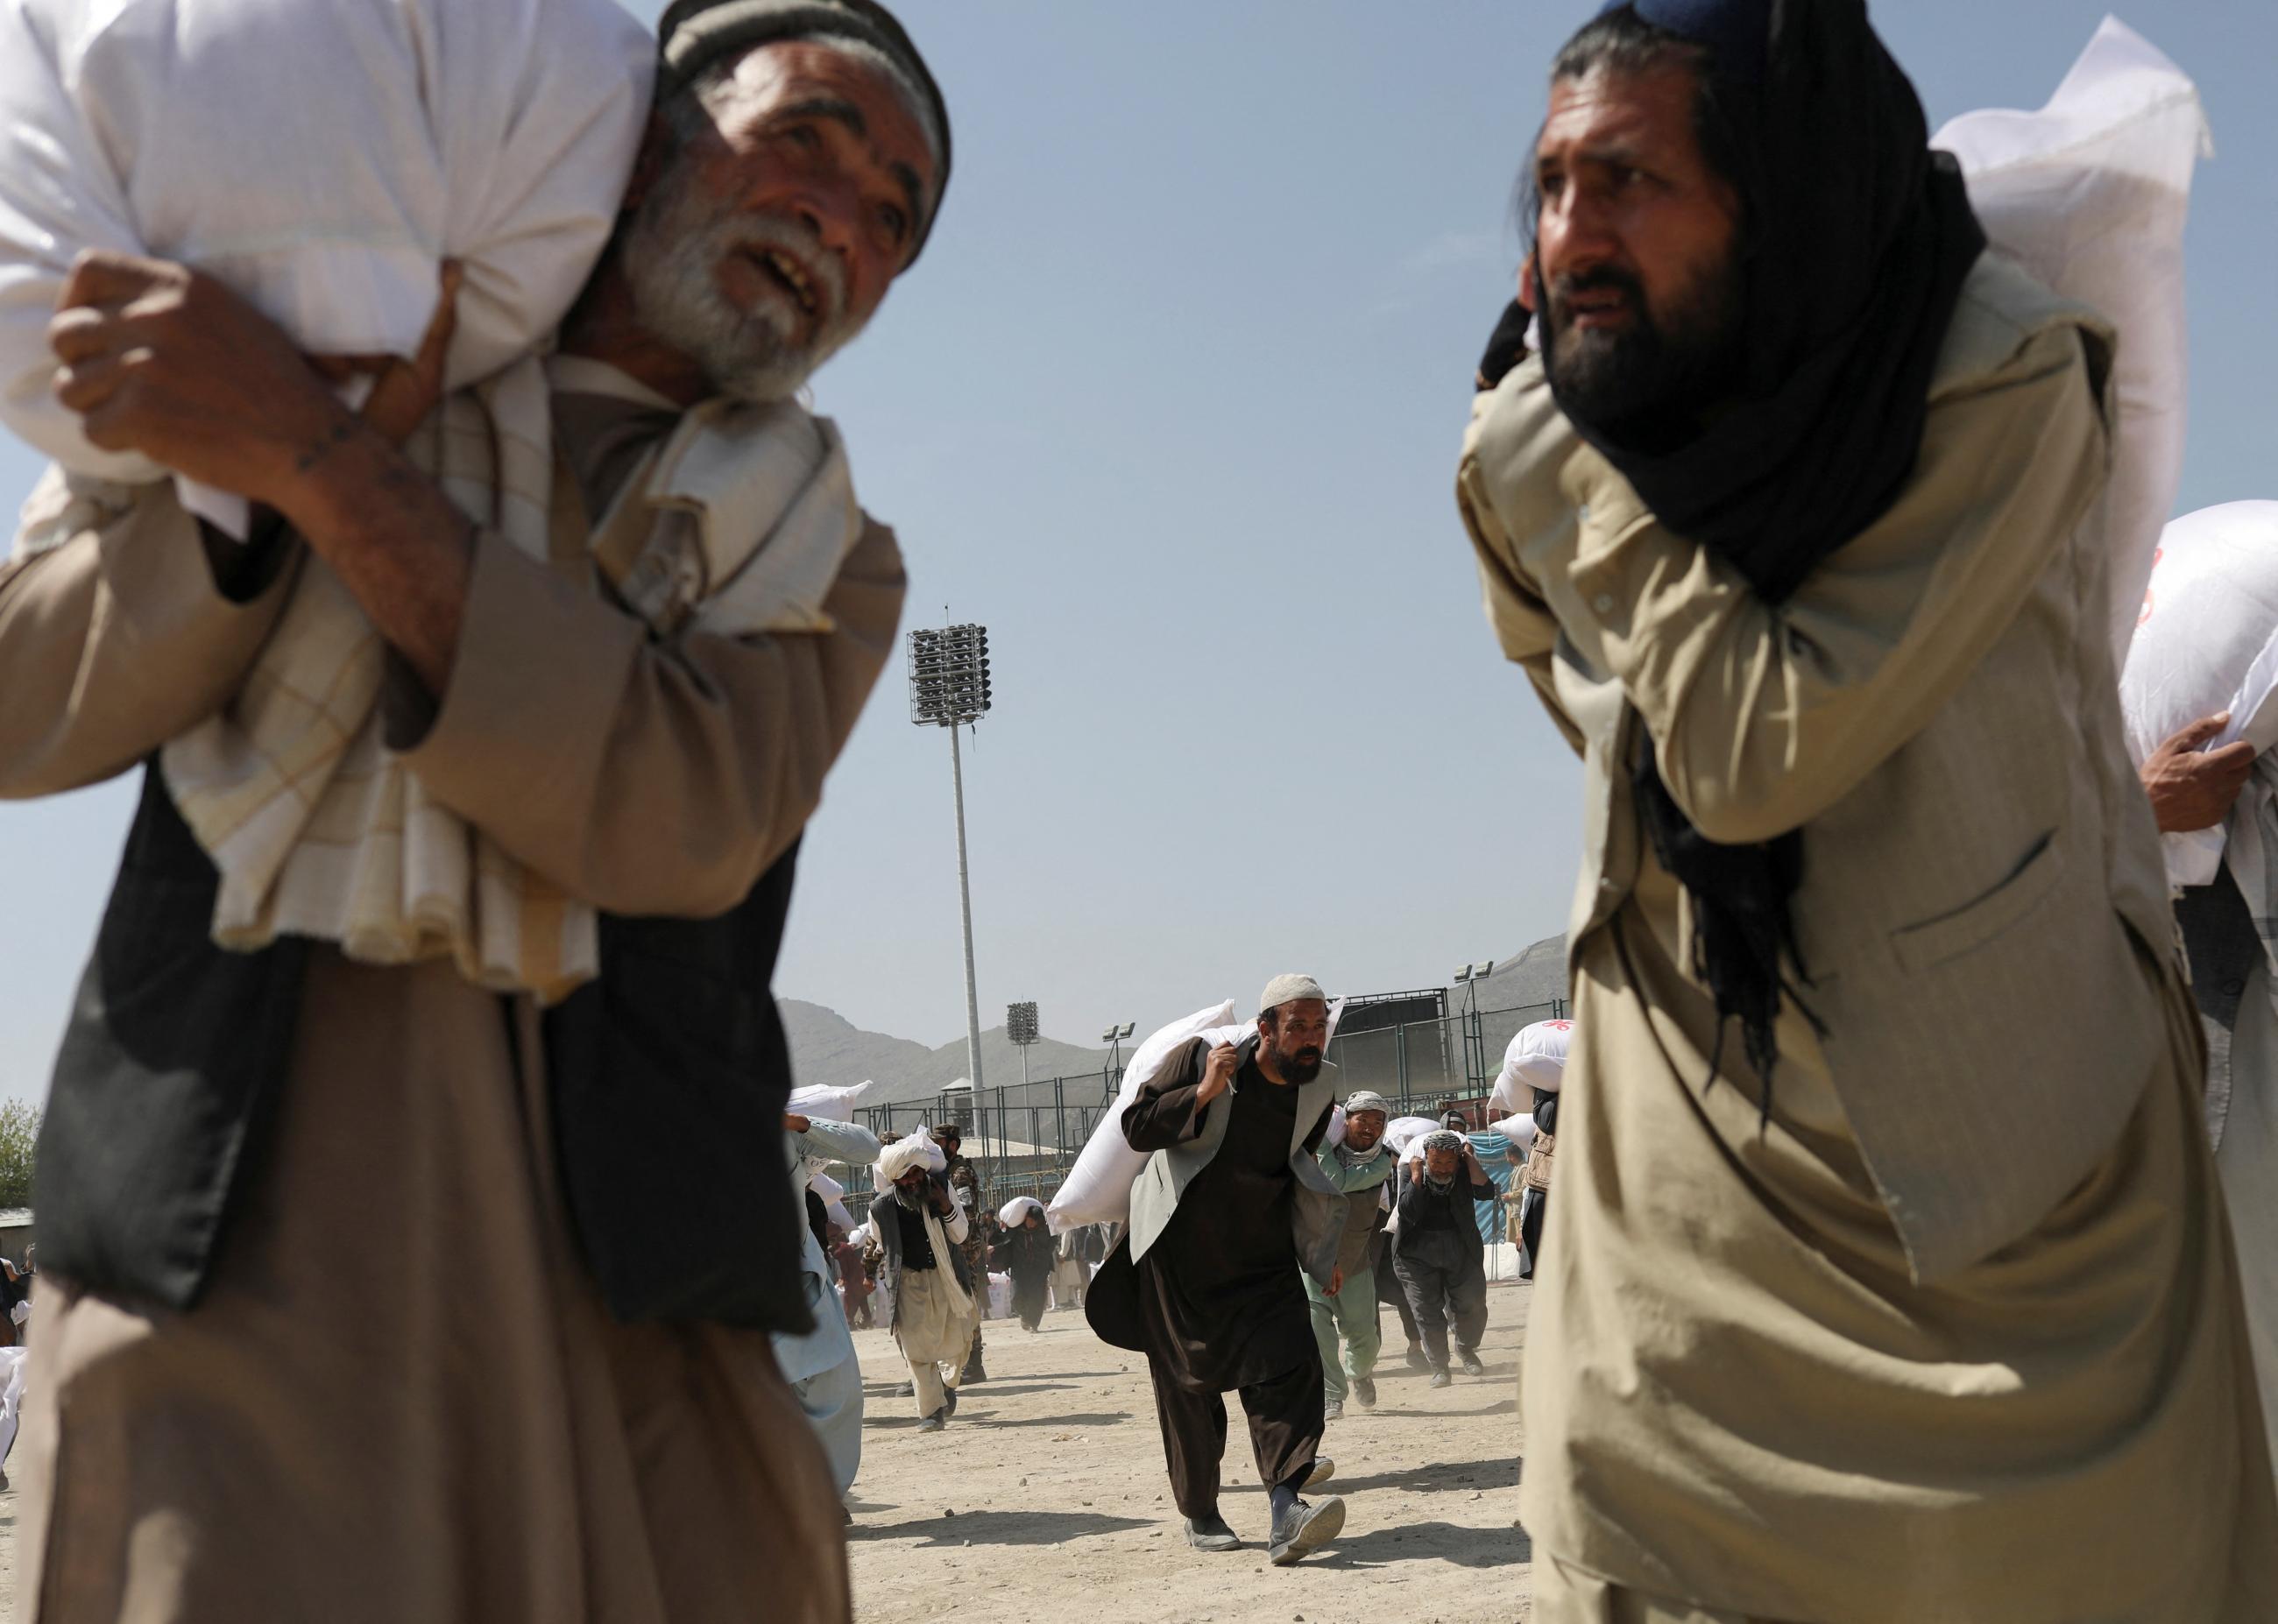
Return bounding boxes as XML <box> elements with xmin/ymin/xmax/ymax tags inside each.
<box><xmin>839</xmin><ymin>999</ymin><xmax>1567</xmax><ymax>1212</ymax></box>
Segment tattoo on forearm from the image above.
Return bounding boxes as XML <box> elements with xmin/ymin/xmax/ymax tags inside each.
<box><xmin>294</xmin><ymin>414</ymin><xmax>359</xmax><ymax>476</ymax></box>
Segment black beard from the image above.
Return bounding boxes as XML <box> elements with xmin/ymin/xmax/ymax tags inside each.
<box><xmin>1269</xmin><ymin>1045</ymin><xmax>1325</xmax><ymax>1086</ymax></box>
<box><xmin>1540</xmin><ymin>258</ymin><xmax>1744</xmax><ymax>440</ymax></box>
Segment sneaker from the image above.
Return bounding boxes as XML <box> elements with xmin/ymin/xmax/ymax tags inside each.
<box><xmin>1185</xmin><ymin>1512</ymin><xmax>1242</xmax><ymax>1552</ymax></box>
<box><xmin>1428</xmin><ymin>1369</ymin><xmax>1453</xmax><ymax>1389</ymax></box>
<box><xmin>1351</xmin><ymin>1376</ymin><xmax>1377</xmax><ymax>1409</ymax></box>
<box><xmin>1323</xmin><ymin>1400</ymin><xmax>1343</xmax><ymax>1423</ymax></box>
<box><xmin>1460</xmin><ymin>1350</ymin><xmax>1487</xmax><ymax>1378</ymax></box>
<box><xmin>1305</xmin><ymin>1457</ymin><xmax>1335</xmax><ymax>1489</ymax></box>
<box><xmin>916</xmin><ymin>1410</ymin><xmax>946</xmax><ymax>1433</ymax></box>
<box><xmin>899</xmin><ymin>1381</ymin><xmax>916</xmax><ymax>1398</ymax></box>
<box><xmin>1404</xmin><ymin>1344</ymin><xmax>1428</xmax><ymax>1371</ymax></box>
<box><xmin>1267</xmin><ymin>1495</ymin><xmax>1346</xmax><ymax>1567</ymax></box>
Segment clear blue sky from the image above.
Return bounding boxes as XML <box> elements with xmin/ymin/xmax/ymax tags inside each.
<box><xmin>3</xmin><ymin>1</ymin><xmax>2274</xmax><ymax>1102</ymax></box>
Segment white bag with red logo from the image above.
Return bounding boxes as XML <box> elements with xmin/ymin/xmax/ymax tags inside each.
<box><xmin>1490</xmin><ymin>1020</ymin><xmax>1573</xmax><ymax>1116</ymax></box>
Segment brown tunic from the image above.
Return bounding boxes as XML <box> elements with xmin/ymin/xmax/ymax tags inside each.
<box><xmin>0</xmin><ymin>369</ymin><xmax>906</xmax><ymax>1623</ymax></box>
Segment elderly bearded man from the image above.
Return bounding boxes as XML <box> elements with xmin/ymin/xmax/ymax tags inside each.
<box><xmin>1309</xmin><ymin>1091</ymin><xmax>1395</xmax><ymax>1422</ymax></box>
<box><xmin>1457</xmin><ymin>3</ymin><xmax>2277</xmax><ymax>1619</ymax></box>
<box><xmin>0</xmin><ymin>3</ymin><xmax>950</xmax><ymax>1620</ymax></box>
<box><xmin>1087</xmin><ymin>976</ymin><xmax>1350</xmax><ymax>1566</ymax></box>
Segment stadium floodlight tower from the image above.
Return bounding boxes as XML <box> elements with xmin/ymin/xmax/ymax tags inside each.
<box><xmin>909</xmin><ymin>620</ymin><xmax>994</xmax><ymax>1093</ymax></box>
<box><xmin>1008</xmin><ymin>1001</ymin><xmax>1041</xmax><ymax>1087</ymax></box>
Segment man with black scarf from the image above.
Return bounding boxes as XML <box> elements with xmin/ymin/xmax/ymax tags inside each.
<box><xmin>1458</xmin><ymin>2</ymin><xmax>2277</xmax><ymax>1618</ymax></box>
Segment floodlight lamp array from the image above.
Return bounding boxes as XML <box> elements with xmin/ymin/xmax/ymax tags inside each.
<box><xmin>908</xmin><ymin>624</ymin><xmax>994</xmax><ymax>727</ymax></box>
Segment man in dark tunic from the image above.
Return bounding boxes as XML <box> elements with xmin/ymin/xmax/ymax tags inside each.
<box><xmin>1086</xmin><ymin>976</ymin><xmax>1350</xmax><ymax>1566</ymax></box>
<box><xmin>1393</xmin><ymin>1131</ymin><xmax>1498</xmax><ymax>1386</ymax></box>
<box><xmin>937</xmin><ymin>1123</ymin><xmax>991</xmax><ymax>1378</ymax></box>
<box><xmin>994</xmin><ymin>1207</ymin><xmax>1056</xmax><ymax>1331</ymax></box>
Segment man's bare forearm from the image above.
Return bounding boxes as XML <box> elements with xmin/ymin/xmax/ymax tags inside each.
<box><xmin>274</xmin><ymin>415</ymin><xmax>474</xmax><ymax>697</ymax></box>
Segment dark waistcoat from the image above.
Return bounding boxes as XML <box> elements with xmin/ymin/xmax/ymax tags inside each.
<box><xmin>34</xmin><ymin>764</ymin><xmax>810</xmax><ymax>1333</ymax></box>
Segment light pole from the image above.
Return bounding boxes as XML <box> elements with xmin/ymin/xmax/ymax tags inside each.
<box><xmin>1101</xmin><ymin>1021</ymin><xmax>1135</xmax><ymax>1086</ymax></box>
<box><xmin>1453</xmin><ymin>961</ymin><xmax>1496</xmax><ymax>1098</ymax></box>
<box><xmin>909</xmin><ymin>620</ymin><xmax>994</xmax><ymax>1092</ymax></box>
<box><xmin>1008</xmin><ymin>1001</ymin><xmax>1040</xmax><ymax>1088</ymax></box>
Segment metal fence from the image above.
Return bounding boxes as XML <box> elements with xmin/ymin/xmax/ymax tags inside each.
<box><xmin>842</xmin><ymin>999</ymin><xmax>1566</xmax><ymax>1209</ymax></box>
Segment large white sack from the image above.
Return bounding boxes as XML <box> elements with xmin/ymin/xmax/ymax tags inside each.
<box><xmin>998</xmin><ymin>1196</ymin><xmax>1044</xmax><ymax>1227</ymax></box>
<box><xmin>789</xmin><ymin>1079</ymin><xmax>882</xmax><ymax>1123</ymax></box>
<box><xmin>1934</xmin><ymin>17</ymin><xmax>2210</xmax><ymax>663</ymax></box>
<box><xmin>1489</xmin><ymin>1020</ymin><xmax>1573</xmax><ymax>1116</ymax></box>
<box><xmin>1492</xmin><ymin>1114</ymin><xmax>1539</xmax><ymax>1153</ymax></box>
<box><xmin>1046</xmin><ymin>1002</ymin><xmax>1242</xmax><ymax>1230</ymax></box>
<box><xmin>1383</xmin><ymin>1117</ymin><xmax>1441</xmax><ymax>1156</ymax></box>
<box><xmin>0</xmin><ymin>0</ymin><xmax>651</xmax><ymax>505</ymax></box>
<box><xmin>2119</xmin><ymin>502</ymin><xmax>2278</xmax><ymax>889</ymax></box>
<box><xmin>1045</xmin><ymin>997</ymin><xmax>1348</xmax><ymax>1230</ymax></box>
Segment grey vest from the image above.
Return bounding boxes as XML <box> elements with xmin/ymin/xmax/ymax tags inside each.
<box><xmin>1126</xmin><ymin>1036</ymin><xmax>1346</xmax><ymax>1289</ymax></box>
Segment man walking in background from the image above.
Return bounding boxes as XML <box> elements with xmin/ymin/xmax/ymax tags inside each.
<box><xmin>1392</xmin><ymin>1132</ymin><xmax>1495</xmax><ymax>1387</ymax></box>
<box><xmin>937</xmin><ymin>1122</ymin><xmax>991</xmax><ymax>1378</ymax></box>
<box><xmin>873</xmin><ymin>1133</ymin><xmax>977</xmax><ymax>1433</ymax></box>
<box><xmin>781</xmin><ymin>1110</ymin><xmax>882</xmax><ymax>1499</ymax></box>
<box><xmin>1310</xmin><ymin>1091</ymin><xmax>1395</xmax><ymax>1422</ymax></box>
<box><xmin>1086</xmin><ymin>977</ymin><xmax>1349</xmax><ymax>1565</ymax></box>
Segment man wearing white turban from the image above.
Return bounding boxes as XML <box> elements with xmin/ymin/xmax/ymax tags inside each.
<box><xmin>871</xmin><ymin>1131</ymin><xmax>977</xmax><ymax>1431</ymax></box>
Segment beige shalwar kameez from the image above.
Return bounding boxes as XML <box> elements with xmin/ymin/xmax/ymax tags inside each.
<box><xmin>1460</xmin><ymin>255</ymin><xmax>2278</xmax><ymax>1623</ymax></box>
<box><xmin>0</xmin><ymin>364</ymin><xmax>906</xmax><ymax>1624</ymax></box>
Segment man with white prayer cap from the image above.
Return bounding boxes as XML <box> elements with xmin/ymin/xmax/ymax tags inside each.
<box><xmin>1086</xmin><ymin>975</ymin><xmax>1350</xmax><ymax>1564</ymax></box>
<box><xmin>1309</xmin><ymin>1090</ymin><xmax>1396</xmax><ymax>1421</ymax></box>
<box><xmin>870</xmin><ymin>1130</ymin><xmax>978</xmax><ymax>1431</ymax></box>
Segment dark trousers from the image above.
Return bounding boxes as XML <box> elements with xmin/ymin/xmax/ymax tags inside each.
<box><xmin>1146</xmin><ymin>1356</ymin><xmax>1323</xmax><ymax>1519</ymax></box>
<box><xmin>1371</xmin><ymin>1232</ymin><xmax>1419</xmax><ymax>1345</ymax></box>
<box><xmin>1394</xmin><ymin>1246</ymin><xmax>1489</xmax><ymax>1371</ymax></box>
<box><xmin>1518</xmin><ymin>1185</ymin><xmax>1549</xmax><ymax>1281</ymax></box>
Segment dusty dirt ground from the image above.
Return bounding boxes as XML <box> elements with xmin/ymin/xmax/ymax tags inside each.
<box><xmin>0</xmin><ymin>1285</ymin><xmax>1531</xmax><ymax>1622</ymax></box>
<box><xmin>847</xmin><ymin>1282</ymin><xmax>1533</xmax><ymax>1624</ymax></box>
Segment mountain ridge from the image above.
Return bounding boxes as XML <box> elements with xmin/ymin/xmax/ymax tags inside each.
<box><xmin>783</xmin><ymin>935</ymin><xmax>1569</xmax><ymax>1101</ymax></box>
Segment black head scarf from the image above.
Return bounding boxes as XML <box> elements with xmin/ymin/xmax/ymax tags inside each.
<box><xmin>1541</xmin><ymin>0</ymin><xmax>1986</xmax><ymax>1103</ymax></box>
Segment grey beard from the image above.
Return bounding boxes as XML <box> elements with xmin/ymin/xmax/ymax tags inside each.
<box><xmin>620</xmin><ymin>160</ymin><xmax>863</xmax><ymax>404</ymax></box>
<box><xmin>893</xmin><ymin>1183</ymin><xmax>925</xmax><ymax>1212</ymax></box>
